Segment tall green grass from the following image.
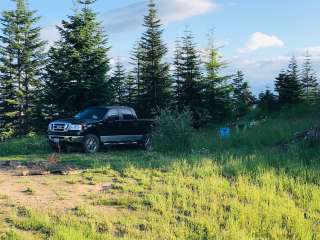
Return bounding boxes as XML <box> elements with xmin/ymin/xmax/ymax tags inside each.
<box><xmin>0</xmin><ymin>136</ymin><xmax>50</xmax><ymax>157</ymax></box>
<box><xmin>1</xmin><ymin>103</ymin><xmax>320</xmax><ymax>239</ymax></box>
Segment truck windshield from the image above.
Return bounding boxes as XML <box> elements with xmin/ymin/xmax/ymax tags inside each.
<box><xmin>74</xmin><ymin>108</ymin><xmax>107</xmax><ymax>120</ymax></box>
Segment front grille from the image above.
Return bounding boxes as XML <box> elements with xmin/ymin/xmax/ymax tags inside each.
<box><xmin>51</xmin><ymin>123</ymin><xmax>69</xmax><ymax>132</ymax></box>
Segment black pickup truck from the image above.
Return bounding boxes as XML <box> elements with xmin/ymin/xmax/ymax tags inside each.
<box><xmin>48</xmin><ymin>106</ymin><xmax>154</xmax><ymax>153</ymax></box>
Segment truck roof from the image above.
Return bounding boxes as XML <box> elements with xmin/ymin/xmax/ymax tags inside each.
<box><xmin>88</xmin><ymin>106</ymin><xmax>132</xmax><ymax>109</ymax></box>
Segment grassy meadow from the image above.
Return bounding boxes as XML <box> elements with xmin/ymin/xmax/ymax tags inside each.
<box><xmin>0</xmin><ymin>105</ymin><xmax>320</xmax><ymax>239</ymax></box>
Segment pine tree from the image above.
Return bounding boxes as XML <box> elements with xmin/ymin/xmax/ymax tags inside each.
<box><xmin>173</xmin><ymin>39</ymin><xmax>183</xmax><ymax>108</ymax></box>
<box><xmin>124</xmin><ymin>73</ymin><xmax>137</xmax><ymax>106</ymax></box>
<box><xmin>128</xmin><ymin>41</ymin><xmax>143</xmax><ymax>108</ymax></box>
<box><xmin>275</xmin><ymin>57</ymin><xmax>302</xmax><ymax>104</ymax></box>
<box><xmin>138</xmin><ymin>0</ymin><xmax>171</xmax><ymax>117</ymax></box>
<box><xmin>301</xmin><ymin>51</ymin><xmax>318</xmax><ymax>102</ymax></box>
<box><xmin>109</xmin><ymin>59</ymin><xmax>126</xmax><ymax>105</ymax></box>
<box><xmin>232</xmin><ymin>71</ymin><xmax>254</xmax><ymax>118</ymax></box>
<box><xmin>0</xmin><ymin>10</ymin><xmax>17</xmax><ymax>137</ymax></box>
<box><xmin>0</xmin><ymin>0</ymin><xmax>46</xmax><ymax>137</ymax></box>
<box><xmin>258</xmin><ymin>89</ymin><xmax>277</xmax><ymax>113</ymax></box>
<box><xmin>44</xmin><ymin>0</ymin><xmax>110</xmax><ymax>116</ymax></box>
<box><xmin>173</xmin><ymin>30</ymin><xmax>203</xmax><ymax>122</ymax></box>
<box><xmin>203</xmin><ymin>32</ymin><xmax>232</xmax><ymax>122</ymax></box>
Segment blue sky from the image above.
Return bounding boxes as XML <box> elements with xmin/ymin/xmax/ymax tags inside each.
<box><xmin>1</xmin><ymin>0</ymin><xmax>320</xmax><ymax>94</ymax></box>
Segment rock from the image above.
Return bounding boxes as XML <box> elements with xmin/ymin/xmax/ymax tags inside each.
<box><xmin>294</xmin><ymin>127</ymin><xmax>320</xmax><ymax>143</ymax></box>
<box><xmin>48</xmin><ymin>164</ymin><xmax>81</xmax><ymax>175</ymax></box>
<box><xmin>16</xmin><ymin>169</ymin><xmax>30</xmax><ymax>176</ymax></box>
<box><xmin>29</xmin><ymin>170</ymin><xmax>51</xmax><ymax>176</ymax></box>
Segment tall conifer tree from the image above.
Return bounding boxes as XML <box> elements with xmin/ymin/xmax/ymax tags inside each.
<box><xmin>232</xmin><ymin>71</ymin><xmax>254</xmax><ymax>118</ymax></box>
<box><xmin>124</xmin><ymin>73</ymin><xmax>137</xmax><ymax>106</ymax></box>
<box><xmin>138</xmin><ymin>0</ymin><xmax>171</xmax><ymax>117</ymax></box>
<box><xmin>301</xmin><ymin>51</ymin><xmax>318</xmax><ymax>102</ymax></box>
<box><xmin>0</xmin><ymin>0</ymin><xmax>45</xmax><ymax>136</ymax></box>
<box><xmin>203</xmin><ymin>32</ymin><xmax>232</xmax><ymax>122</ymax></box>
<box><xmin>173</xmin><ymin>39</ymin><xmax>183</xmax><ymax>108</ymax></box>
<box><xmin>275</xmin><ymin>57</ymin><xmax>302</xmax><ymax>104</ymax></box>
<box><xmin>109</xmin><ymin>59</ymin><xmax>126</xmax><ymax>105</ymax></box>
<box><xmin>128</xmin><ymin>41</ymin><xmax>143</xmax><ymax>108</ymax></box>
<box><xmin>45</xmin><ymin>0</ymin><xmax>110</xmax><ymax>116</ymax></box>
<box><xmin>173</xmin><ymin>30</ymin><xmax>203</xmax><ymax>122</ymax></box>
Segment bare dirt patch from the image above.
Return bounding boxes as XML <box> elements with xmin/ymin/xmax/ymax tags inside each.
<box><xmin>0</xmin><ymin>170</ymin><xmax>113</xmax><ymax>213</ymax></box>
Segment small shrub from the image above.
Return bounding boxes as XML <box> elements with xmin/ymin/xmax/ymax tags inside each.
<box><xmin>153</xmin><ymin>108</ymin><xmax>194</xmax><ymax>153</ymax></box>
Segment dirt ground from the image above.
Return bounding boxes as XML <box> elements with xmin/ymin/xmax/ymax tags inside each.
<box><xmin>0</xmin><ymin>169</ymin><xmax>113</xmax><ymax>212</ymax></box>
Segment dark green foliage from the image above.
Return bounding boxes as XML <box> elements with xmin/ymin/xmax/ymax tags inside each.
<box><xmin>137</xmin><ymin>1</ymin><xmax>171</xmax><ymax>117</ymax></box>
<box><xmin>44</xmin><ymin>0</ymin><xmax>110</xmax><ymax>117</ymax></box>
<box><xmin>109</xmin><ymin>59</ymin><xmax>126</xmax><ymax>105</ymax></box>
<box><xmin>153</xmin><ymin>108</ymin><xmax>194</xmax><ymax>153</ymax></box>
<box><xmin>123</xmin><ymin>73</ymin><xmax>137</xmax><ymax>107</ymax></box>
<box><xmin>301</xmin><ymin>51</ymin><xmax>318</xmax><ymax>102</ymax></box>
<box><xmin>232</xmin><ymin>71</ymin><xmax>255</xmax><ymax>118</ymax></box>
<box><xmin>172</xmin><ymin>40</ymin><xmax>183</xmax><ymax>107</ymax></box>
<box><xmin>275</xmin><ymin>57</ymin><xmax>302</xmax><ymax>105</ymax></box>
<box><xmin>173</xmin><ymin>30</ymin><xmax>203</xmax><ymax>123</ymax></box>
<box><xmin>203</xmin><ymin>34</ymin><xmax>233</xmax><ymax>122</ymax></box>
<box><xmin>0</xmin><ymin>0</ymin><xmax>46</xmax><ymax>137</ymax></box>
<box><xmin>129</xmin><ymin>42</ymin><xmax>143</xmax><ymax>102</ymax></box>
<box><xmin>258</xmin><ymin>89</ymin><xmax>277</xmax><ymax>113</ymax></box>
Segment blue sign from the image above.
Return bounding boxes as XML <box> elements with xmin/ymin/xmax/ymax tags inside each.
<box><xmin>220</xmin><ymin>127</ymin><xmax>231</xmax><ymax>139</ymax></box>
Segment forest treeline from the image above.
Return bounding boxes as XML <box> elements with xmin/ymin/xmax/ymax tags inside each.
<box><xmin>0</xmin><ymin>0</ymin><xmax>318</xmax><ymax>137</ymax></box>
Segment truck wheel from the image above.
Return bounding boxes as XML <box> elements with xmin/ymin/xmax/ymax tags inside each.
<box><xmin>141</xmin><ymin>135</ymin><xmax>152</xmax><ymax>151</ymax></box>
<box><xmin>83</xmin><ymin>134</ymin><xmax>100</xmax><ymax>154</ymax></box>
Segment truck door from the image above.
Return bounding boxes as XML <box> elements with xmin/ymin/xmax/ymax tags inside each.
<box><xmin>100</xmin><ymin>109</ymin><xmax>120</xmax><ymax>143</ymax></box>
<box><xmin>119</xmin><ymin>108</ymin><xmax>141</xmax><ymax>142</ymax></box>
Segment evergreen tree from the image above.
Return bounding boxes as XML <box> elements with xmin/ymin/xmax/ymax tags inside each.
<box><xmin>173</xmin><ymin>30</ymin><xmax>203</xmax><ymax>122</ymax></box>
<box><xmin>109</xmin><ymin>58</ymin><xmax>126</xmax><ymax>105</ymax></box>
<box><xmin>258</xmin><ymin>89</ymin><xmax>277</xmax><ymax>113</ymax></box>
<box><xmin>44</xmin><ymin>0</ymin><xmax>110</xmax><ymax>116</ymax></box>
<box><xmin>128</xmin><ymin>41</ymin><xmax>143</xmax><ymax>108</ymax></box>
<box><xmin>173</xmin><ymin>39</ymin><xmax>183</xmax><ymax>107</ymax></box>
<box><xmin>124</xmin><ymin>73</ymin><xmax>137</xmax><ymax>106</ymax></box>
<box><xmin>138</xmin><ymin>0</ymin><xmax>171</xmax><ymax>117</ymax></box>
<box><xmin>232</xmin><ymin>71</ymin><xmax>254</xmax><ymax>118</ymax></box>
<box><xmin>0</xmin><ymin>0</ymin><xmax>46</xmax><ymax>137</ymax></box>
<box><xmin>301</xmin><ymin>51</ymin><xmax>318</xmax><ymax>102</ymax></box>
<box><xmin>203</xmin><ymin>33</ymin><xmax>232</xmax><ymax>122</ymax></box>
<box><xmin>275</xmin><ymin>57</ymin><xmax>302</xmax><ymax>104</ymax></box>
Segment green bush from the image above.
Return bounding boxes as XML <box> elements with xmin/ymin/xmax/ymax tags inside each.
<box><xmin>153</xmin><ymin>108</ymin><xmax>194</xmax><ymax>153</ymax></box>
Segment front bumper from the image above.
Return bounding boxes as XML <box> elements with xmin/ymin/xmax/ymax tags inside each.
<box><xmin>48</xmin><ymin>135</ymin><xmax>84</xmax><ymax>144</ymax></box>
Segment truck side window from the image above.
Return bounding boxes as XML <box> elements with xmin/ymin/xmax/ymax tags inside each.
<box><xmin>121</xmin><ymin>109</ymin><xmax>136</xmax><ymax>120</ymax></box>
<box><xmin>106</xmin><ymin>109</ymin><xmax>119</xmax><ymax>121</ymax></box>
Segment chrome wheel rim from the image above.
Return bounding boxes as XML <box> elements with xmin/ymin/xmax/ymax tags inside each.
<box><xmin>144</xmin><ymin>136</ymin><xmax>152</xmax><ymax>151</ymax></box>
<box><xmin>86</xmin><ymin>137</ymin><xmax>98</xmax><ymax>153</ymax></box>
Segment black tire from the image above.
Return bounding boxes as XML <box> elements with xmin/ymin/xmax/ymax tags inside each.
<box><xmin>83</xmin><ymin>134</ymin><xmax>100</xmax><ymax>154</ymax></box>
<box><xmin>141</xmin><ymin>135</ymin><xmax>152</xmax><ymax>151</ymax></box>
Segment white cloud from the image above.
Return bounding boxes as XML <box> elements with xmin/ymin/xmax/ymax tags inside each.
<box><xmin>103</xmin><ymin>0</ymin><xmax>218</xmax><ymax>33</ymax></box>
<box><xmin>239</xmin><ymin>32</ymin><xmax>284</xmax><ymax>53</ymax></box>
<box><xmin>160</xmin><ymin>0</ymin><xmax>217</xmax><ymax>24</ymax></box>
<box><xmin>40</xmin><ymin>24</ymin><xmax>60</xmax><ymax>49</ymax></box>
<box><xmin>40</xmin><ymin>0</ymin><xmax>218</xmax><ymax>44</ymax></box>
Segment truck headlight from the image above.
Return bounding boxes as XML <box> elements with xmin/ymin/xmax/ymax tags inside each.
<box><xmin>69</xmin><ymin>124</ymin><xmax>82</xmax><ymax>131</ymax></box>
